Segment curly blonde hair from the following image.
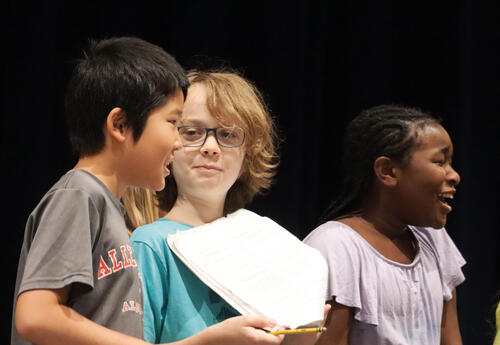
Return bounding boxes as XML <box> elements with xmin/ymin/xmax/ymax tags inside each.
<box><xmin>123</xmin><ymin>69</ymin><xmax>279</xmax><ymax>230</ymax></box>
<box><xmin>159</xmin><ymin>69</ymin><xmax>279</xmax><ymax>215</ymax></box>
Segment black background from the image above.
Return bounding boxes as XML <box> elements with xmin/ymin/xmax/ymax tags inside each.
<box><xmin>3</xmin><ymin>1</ymin><xmax>499</xmax><ymax>344</ymax></box>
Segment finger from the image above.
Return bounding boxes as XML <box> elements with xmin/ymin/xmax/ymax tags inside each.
<box><xmin>324</xmin><ymin>303</ymin><xmax>332</xmax><ymax>319</ymax></box>
<box><xmin>243</xmin><ymin>315</ymin><xmax>279</xmax><ymax>329</ymax></box>
<box><xmin>258</xmin><ymin>332</ymin><xmax>284</xmax><ymax>344</ymax></box>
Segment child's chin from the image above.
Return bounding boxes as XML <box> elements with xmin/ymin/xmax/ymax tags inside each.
<box><xmin>414</xmin><ymin>215</ymin><xmax>447</xmax><ymax>229</ymax></box>
<box><xmin>429</xmin><ymin>217</ymin><xmax>447</xmax><ymax>229</ymax></box>
<box><xmin>149</xmin><ymin>180</ymin><xmax>165</xmax><ymax>192</ymax></box>
<box><xmin>155</xmin><ymin>184</ymin><xmax>166</xmax><ymax>192</ymax></box>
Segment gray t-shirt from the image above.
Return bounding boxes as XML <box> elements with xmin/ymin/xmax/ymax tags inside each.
<box><xmin>11</xmin><ymin>169</ymin><xmax>143</xmax><ymax>345</ymax></box>
<box><xmin>304</xmin><ymin>221</ymin><xmax>465</xmax><ymax>345</ymax></box>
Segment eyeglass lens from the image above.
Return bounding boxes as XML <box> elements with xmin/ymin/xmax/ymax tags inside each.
<box><xmin>178</xmin><ymin>126</ymin><xmax>245</xmax><ymax>147</ymax></box>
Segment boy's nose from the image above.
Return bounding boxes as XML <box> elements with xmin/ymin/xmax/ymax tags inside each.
<box><xmin>173</xmin><ymin>128</ymin><xmax>183</xmax><ymax>151</ymax></box>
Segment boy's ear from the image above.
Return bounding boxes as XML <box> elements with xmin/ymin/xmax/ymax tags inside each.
<box><xmin>373</xmin><ymin>156</ymin><xmax>398</xmax><ymax>188</ymax></box>
<box><xmin>106</xmin><ymin>107</ymin><xmax>128</xmax><ymax>142</ymax></box>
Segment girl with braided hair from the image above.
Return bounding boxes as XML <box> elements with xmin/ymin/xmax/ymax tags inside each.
<box><xmin>304</xmin><ymin>105</ymin><xmax>465</xmax><ymax>345</ymax></box>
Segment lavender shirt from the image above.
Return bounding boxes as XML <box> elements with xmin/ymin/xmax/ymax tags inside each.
<box><xmin>303</xmin><ymin>221</ymin><xmax>465</xmax><ymax>345</ymax></box>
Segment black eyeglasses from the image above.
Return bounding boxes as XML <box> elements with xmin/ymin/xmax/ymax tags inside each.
<box><xmin>177</xmin><ymin>126</ymin><xmax>245</xmax><ymax>148</ymax></box>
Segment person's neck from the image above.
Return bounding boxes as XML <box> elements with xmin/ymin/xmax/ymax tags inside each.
<box><xmin>346</xmin><ymin>185</ymin><xmax>408</xmax><ymax>239</ymax></box>
<box><xmin>165</xmin><ymin>194</ymin><xmax>226</xmax><ymax>227</ymax></box>
<box><xmin>359</xmin><ymin>205</ymin><xmax>408</xmax><ymax>239</ymax></box>
<box><xmin>74</xmin><ymin>153</ymin><xmax>124</xmax><ymax>199</ymax></box>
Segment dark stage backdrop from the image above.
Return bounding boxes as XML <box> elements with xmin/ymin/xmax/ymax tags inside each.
<box><xmin>3</xmin><ymin>2</ymin><xmax>499</xmax><ymax>344</ymax></box>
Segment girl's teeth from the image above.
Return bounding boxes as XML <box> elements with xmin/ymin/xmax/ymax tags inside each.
<box><xmin>438</xmin><ymin>193</ymin><xmax>454</xmax><ymax>200</ymax></box>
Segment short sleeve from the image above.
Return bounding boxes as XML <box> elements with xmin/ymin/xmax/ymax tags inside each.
<box><xmin>131</xmin><ymin>233</ymin><xmax>169</xmax><ymax>343</ymax></box>
<box><xmin>304</xmin><ymin>222</ymin><xmax>379</xmax><ymax>325</ymax></box>
<box><xmin>20</xmin><ymin>189</ymin><xmax>97</xmax><ymax>294</ymax></box>
<box><xmin>412</xmin><ymin>226</ymin><xmax>466</xmax><ymax>301</ymax></box>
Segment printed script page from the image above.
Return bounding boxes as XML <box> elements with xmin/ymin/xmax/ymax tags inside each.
<box><xmin>167</xmin><ymin>209</ymin><xmax>328</xmax><ymax>329</ymax></box>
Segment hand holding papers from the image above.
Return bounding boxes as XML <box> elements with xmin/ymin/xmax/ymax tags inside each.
<box><xmin>167</xmin><ymin>209</ymin><xmax>328</xmax><ymax>329</ymax></box>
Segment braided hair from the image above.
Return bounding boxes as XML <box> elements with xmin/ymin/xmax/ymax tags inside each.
<box><xmin>322</xmin><ymin>104</ymin><xmax>440</xmax><ymax>222</ymax></box>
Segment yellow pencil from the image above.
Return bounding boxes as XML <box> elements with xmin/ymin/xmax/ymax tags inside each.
<box><xmin>268</xmin><ymin>327</ymin><xmax>325</xmax><ymax>335</ymax></box>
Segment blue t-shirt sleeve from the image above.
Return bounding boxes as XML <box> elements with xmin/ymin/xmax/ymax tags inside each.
<box><xmin>131</xmin><ymin>237</ymin><xmax>169</xmax><ymax>343</ymax></box>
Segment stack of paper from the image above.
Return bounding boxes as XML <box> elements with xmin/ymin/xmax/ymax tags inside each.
<box><xmin>167</xmin><ymin>209</ymin><xmax>328</xmax><ymax>329</ymax></box>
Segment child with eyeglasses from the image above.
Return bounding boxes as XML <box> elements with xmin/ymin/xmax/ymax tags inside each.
<box><xmin>123</xmin><ymin>70</ymin><xmax>286</xmax><ymax>343</ymax></box>
<box><xmin>12</xmin><ymin>38</ymin><xmax>284</xmax><ymax>345</ymax></box>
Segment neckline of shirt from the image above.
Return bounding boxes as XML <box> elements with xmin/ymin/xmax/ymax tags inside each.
<box><xmin>330</xmin><ymin>221</ymin><xmax>422</xmax><ymax>268</ymax></box>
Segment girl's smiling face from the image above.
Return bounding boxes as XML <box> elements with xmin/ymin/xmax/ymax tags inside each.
<box><xmin>171</xmin><ymin>83</ymin><xmax>245</xmax><ymax>202</ymax></box>
<box><xmin>394</xmin><ymin>124</ymin><xmax>460</xmax><ymax>229</ymax></box>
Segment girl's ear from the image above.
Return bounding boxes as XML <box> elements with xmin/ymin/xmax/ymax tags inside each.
<box><xmin>106</xmin><ymin>107</ymin><xmax>128</xmax><ymax>142</ymax></box>
<box><xmin>373</xmin><ymin>156</ymin><xmax>398</xmax><ymax>188</ymax></box>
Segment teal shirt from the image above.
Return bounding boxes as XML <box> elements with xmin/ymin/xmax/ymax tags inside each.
<box><xmin>130</xmin><ymin>218</ymin><xmax>239</xmax><ymax>343</ymax></box>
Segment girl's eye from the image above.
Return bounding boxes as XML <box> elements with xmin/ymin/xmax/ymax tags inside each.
<box><xmin>219</xmin><ymin>129</ymin><xmax>236</xmax><ymax>139</ymax></box>
<box><xmin>179</xmin><ymin>127</ymin><xmax>205</xmax><ymax>142</ymax></box>
<box><xmin>184</xmin><ymin>129</ymin><xmax>203</xmax><ymax>136</ymax></box>
<box><xmin>432</xmin><ymin>154</ymin><xmax>447</xmax><ymax>166</ymax></box>
<box><xmin>168</xmin><ymin>120</ymin><xmax>177</xmax><ymax>125</ymax></box>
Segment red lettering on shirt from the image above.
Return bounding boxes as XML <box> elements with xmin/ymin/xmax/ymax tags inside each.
<box><xmin>120</xmin><ymin>245</ymin><xmax>132</xmax><ymax>267</ymax></box>
<box><xmin>97</xmin><ymin>244</ymin><xmax>138</xmax><ymax>280</ymax></box>
<box><xmin>127</xmin><ymin>245</ymin><xmax>137</xmax><ymax>267</ymax></box>
<box><xmin>97</xmin><ymin>256</ymin><xmax>112</xmax><ymax>279</ymax></box>
<box><xmin>122</xmin><ymin>300</ymin><xmax>143</xmax><ymax>314</ymax></box>
<box><xmin>108</xmin><ymin>249</ymin><xmax>123</xmax><ymax>272</ymax></box>
<box><xmin>122</xmin><ymin>301</ymin><xmax>130</xmax><ymax>312</ymax></box>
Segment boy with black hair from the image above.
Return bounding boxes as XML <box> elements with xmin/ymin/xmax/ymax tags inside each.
<box><xmin>11</xmin><ymin>36</ymin><xmax>283</xmax><ymax>345</ymax></box>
